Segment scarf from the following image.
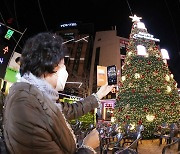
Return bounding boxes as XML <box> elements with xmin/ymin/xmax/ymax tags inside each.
<box><xmin>20</xmin><ymin>72</ymin><xmax>59</xmax><ymax>102</ymax></box>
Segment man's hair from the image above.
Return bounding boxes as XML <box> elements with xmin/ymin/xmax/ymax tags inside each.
<box><xmin>20</xmin><ymin>32</ymin><xmax>68</xmax><ymax>77</ymax></box>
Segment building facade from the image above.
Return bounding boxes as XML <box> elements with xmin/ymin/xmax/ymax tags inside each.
<box><xmin>89</xmin><ymin>30</ymin><xmax>129</xmax><ymax>121</ymax></box>
<box><xmin>56</xmin><ymin>22</ymin><xmax>94</xmax><ymax>98</ymax></box>
<box><xmin>89</xmin><ymin>30</ymin><xmax>129</xmax><ymax>95</ymax></box>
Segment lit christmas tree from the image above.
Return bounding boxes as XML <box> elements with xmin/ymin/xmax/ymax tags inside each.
<box><xmin>114</xmin><ymin>15</ymin><xmax>180</xmax><ymax>139</ymax></box>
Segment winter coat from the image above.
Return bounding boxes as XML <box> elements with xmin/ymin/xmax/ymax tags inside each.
<box><xmin>3</xmin><ymin>82</ymin><xmax>99</xmax><ymax>154</ymax></box>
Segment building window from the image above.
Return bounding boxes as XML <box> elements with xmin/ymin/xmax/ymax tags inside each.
<box><xmin>73</xmin><ymin>42</ymin><xmax>83</xmax><ymax>73</ymax></box>
<box><xmin>120</xmin><ymin>46</ymin><xmax>126</xmax><ymax>55</ymax></box>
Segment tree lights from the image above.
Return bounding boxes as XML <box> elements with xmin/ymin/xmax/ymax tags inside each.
<box><xmin>114</xmin><ymin>15</ymin><xmax>180</xmax><ymax>139</ymax></box>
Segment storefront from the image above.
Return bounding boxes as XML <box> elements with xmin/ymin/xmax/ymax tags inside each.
<box><xmin>96</xmin><ymin>99</ymin><xmax>116</xmax><ymax>122</ymax></box>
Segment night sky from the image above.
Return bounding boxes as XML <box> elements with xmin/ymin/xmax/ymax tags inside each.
<box><xmin>1</xmin><ymin>0</ymin><xmax>180</xmax><ymax>87</ymax></box>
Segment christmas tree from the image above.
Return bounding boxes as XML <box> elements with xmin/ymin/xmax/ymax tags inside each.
<box><xmin>114</xmin><ymin>15</ymin><xmax>180</xmax><ymax>139</ymax></box>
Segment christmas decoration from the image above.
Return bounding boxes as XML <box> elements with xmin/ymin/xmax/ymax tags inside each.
<box><xmin>114</xmin><ymin>15</ymin><xmax>180</xmax><ymax>139</ymax></box>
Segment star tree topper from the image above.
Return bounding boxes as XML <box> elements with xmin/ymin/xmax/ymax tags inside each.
<box><xmin>129</xmin><ymin>14</ymin><xmax>142</xmax><ymax>22</ymax></box>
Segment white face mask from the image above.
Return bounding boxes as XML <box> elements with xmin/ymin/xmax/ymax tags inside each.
<box><xmin>55</xmin><ymin>66</ymin><xmax>68</xmax><ymax>91</ymax></box>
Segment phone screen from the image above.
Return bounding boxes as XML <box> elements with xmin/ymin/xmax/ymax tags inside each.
<box><xmin>107</xmin><ymin>65</ymin><xmax>117</xmax><ymax>85</ymax></box>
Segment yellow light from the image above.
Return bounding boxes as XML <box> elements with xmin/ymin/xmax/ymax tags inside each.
<box><xmin>116</xmin><ymin>126</ymin><xmax>122</xmax><ymax>133</ymax></box>
<box><xmin>163</xmin><ymin>59</ymin><xmax>167</xmax><ymax>64</ymax></box>
<box><xmin>166</xmin><ymin>86</ymin><xmax>171</xmax><ymax>93</ymax></box>
<box><xmin>128</xmin><ymin>52</ymin><xmax>132</xmax><ymax>56</ymax></box>
<box><xmin>135</xmin><ymin>73</ymin><xmax>140</xmax><ymax>79</ymax></box>
<box><xmin>170</xmin><ymin>74</ymin><xmax>174</xmax><ymax>79</ymax></box>
<box><xmin>145</xmin><ymin>53</ymin><xmax>149</xmax><ymax>57</ymax></box>
<box><xmin>146</xmin><ymin>114</ymin><xmax>155</xmax><ymax>122</ymax></box>
<box><xmin>129</xmin><ymin>14</ymin><xmax>142</xmax><ymax>22</ymax></box>
<box><xmin>165</xmin><ymin>74</ymin><xmax>170</xmax><ymax>81</ymax></box>
<box><xmin>122</xmin><ymin>76</ymin><xmax>126</xmax><ymax>81</ymax></box>
<box><xmin>111</xmin><ymin>117</ymin><xmax>116</xmax><ymax>123</ymax></box>
<box><xmin>130</xmin><ymin>123</ymin><xmax>136</xmax><ymax>130</ymax></box>
<box><xmin>122</xmin><ymin>65</ymin><xmax>124</xmax><ymax>70</ymax></box>
<box><xmin>175</xmin><ymin>83</ymin><xmax>177</xmax><ymax>88</ymax></box>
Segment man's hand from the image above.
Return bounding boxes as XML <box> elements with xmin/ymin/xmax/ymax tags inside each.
<box><xmin>96</xmin><ymin>84</ymin><xmax>115</xmax><ymax>100</ymax></box>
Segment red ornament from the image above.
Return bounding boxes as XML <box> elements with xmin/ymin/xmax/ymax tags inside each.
<box><xmin>138</xmin><ymin>120</ymin><xmax>142</xmax><ymax>125</ymax></box>
<box><xmin>132</xmin><ymin>89</ymin><xmax>135</xmax><ymax>93</ymax></box>
<box><xmin>117</xmin><ymin>96</ymin><xmax>121</xmax><ymax>100</ymax></box>
<box><xmin>160</xmin><ymin>108</ymin><xmax>165</xmax><ymax>112</ymax></box>
<box><xmin>157</xmin><ymin>77</ymin><xmax>161</xmax><ymax>81</ymax></box>
<box><xmin>107</xmin><ymin>123</ymin><xmax>111</xmax><ymax>126</ymax></box>
<box><xmin>118</xmin><ymin>108</ymin><xmax>122</xmax><ymax>112</ymax></box>
<box><xmin>148</xmin><ymin>61</ymin><xmax>151</xmax><ymax>65</ymax></box>
<box><xmin>118</xmin><ymin>81</ymin><xmax>123</xmax><ymax>87</ymax></box>
<box><xmin>143</xmin><ymin>95</ymin><xmax>147</xmax><ymax>99</ymax></box>
<box><xmin>125</xmin><ymin>115</ymin><xmax>130</xmax><ymax>119</ymax></box>
<box><xmin>164</xmin><ymin>81</ymin><xmax>168</xmax><ymax>84</ymax></box>
<box><xmin>156</xmin><ymin>89</ymin><xmax>160</xmax><ymax>93</ymax></box>
<box><xmin>171</xmin><ymin>102</ymin><xmax>175</xmax><ymax>106</ymax></box>
<box><xmin>123</xmin><ymin>121</ymin><xmax>126</xmax><ymax>124</ymax></box>
<box><xmin>144</xmin><ymin>107</ymin><xmax>148</xmax><ymax>112</ymax></box>
<box><xmin>158</xmin><ymin>126</ymin><xmax>161</xmax><ymax>130</ymax></box>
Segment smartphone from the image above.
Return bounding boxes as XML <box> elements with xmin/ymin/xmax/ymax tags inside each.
<box><xmin>107</xmin><ymin>65</ymin><xmax>117</xmax><ymax>85</ymax></box>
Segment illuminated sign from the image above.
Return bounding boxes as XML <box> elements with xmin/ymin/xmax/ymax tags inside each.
<box><xmin>5</xmin><ymin>29</ymin><xmax>14</xmax><ymax>40</ymax></box>
<box><xmin>0</xmin><ymin>23</ymin><xmax>21</xmax><ymax>79</ymax></box>
<box><xmin>4</xmin><ymin>67</ymin><xmax>19</xmax><ymax>83</ymax></box>
<box><xmin>105</xmin><ymin>103</ymin><xmax>113</xmax><ymax>108</ymax></box>
<box><xmin>0</xmin><ymin>58</ymin><xmax>3</xmax><ymax>63</ymax></box>
<box><xmin>104</xmin><ymin>102</ymin><xmax>115</xmax><ymax>108</ymax></box>
<box><xmin>133</xmin><ymin>32</ymin><xmax>160</xmax><ymax>42</ymax></box>
<box><xmin>0</xmin><ymin>44</ymin><xmax>13</xmax><ymax>78</ymax></box>
<box><xmin>60</xmin><ymin>22</ymin><xmax>77</xmax><ymax>28</ymax></box>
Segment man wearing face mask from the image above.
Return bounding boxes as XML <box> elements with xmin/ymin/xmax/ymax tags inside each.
<box><xmin>3</xmin><ymin>32</ymin><xmax>114</xmax><ymax>154</ymax></box>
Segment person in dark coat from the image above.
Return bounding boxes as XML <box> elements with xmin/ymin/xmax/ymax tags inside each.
<box><xmin>3</xmin><ymin>32</ymin><xmax>114</xmax><ymax>154</ymax></box>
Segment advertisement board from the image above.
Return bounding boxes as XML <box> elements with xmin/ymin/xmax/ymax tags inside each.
<box><xmin>97</xmin><ymin>65</ymin><xmax>107</xmax><ymax>86</ymax></box>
